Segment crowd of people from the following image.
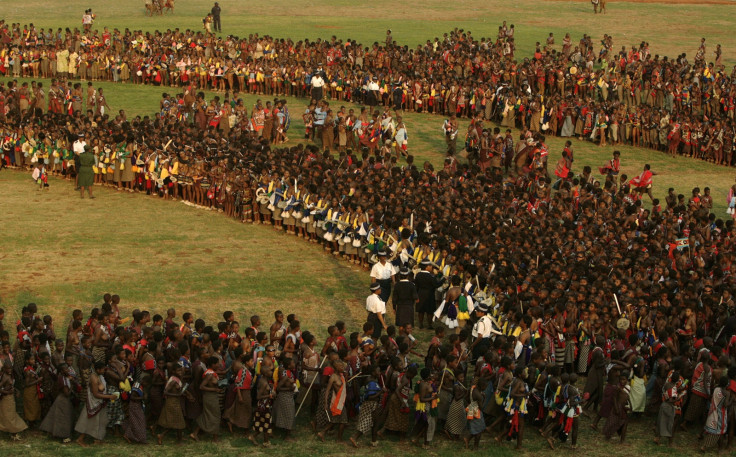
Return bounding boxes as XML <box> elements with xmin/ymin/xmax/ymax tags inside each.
<box><xmin>1</xmin><ymin>14</ymin><xmax>736</xmax><ymax>453</ymax></box>
<box><xmin>0</xmin><ymin>17</ymin><xmax>734</xmax><ymax>164</ymax></box>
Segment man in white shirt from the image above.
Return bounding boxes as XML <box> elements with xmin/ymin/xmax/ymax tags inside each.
<box><xmin>369</xmin><ymin>249</ymin><xmax>394</xmax><ymax>303</ymax></box>
<box><xmin>310</xmin><ymin>68</ymin><xmax>325</xmax><ymax>102</ymax></box>
<box><xmin>470</xmin><ymin>302</ymin><xmax>495</xmax><ymax>360</ymax></box>
<box><xmin>366</xmin><ymin>283</ymin><xmax>387</xmax><ymax>339</ymax></box>
<box><xmin>366</xmin><ymin>76</ymin><xmax>380</xmax><ymax>112</ymax></box>
<box><xmin>72</xmin><ymin>134</ymin><xmax>86</xmax><ymax>155</ymax></box>
<box><xmin>72</xmin><ymin>133</ymin><xmax>86</xmax><ymax>190</ymax></box>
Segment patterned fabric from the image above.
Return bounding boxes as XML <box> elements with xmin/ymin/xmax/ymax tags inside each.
<box><xmin>704</xmin><ymin>387</ymin><xmax>728</xmax><ymax>436</ymax></box>
<box><xmin>158</xmin><ymin>396</ymin><xmax>186</xmax><ymax>430</ymax></box>
<box><xmin>577</xmin><ymin>341</ymin><xmax>590</xmax><ymax>373</ymax></box>
<box><xmin>106</xmin><ymin>385</ymin><xmax>124</xmax><ymax>426</ymax></box>
<box><xmin>356</xmin><ymin>400</ymin><xmax>378</xmax><ymax>434</ymax></box>
<box><xmin>384</xmin><ymin>393</ymin><xmax>409</xmax><ymax>432</ymax></box>
<box><xmin>92</xmin><ymin>346</ymin><xmax>107</xmax><ymax>364</ymax></box>
<box><xmin>313</xmin><ymin>386</ymin><xmax>329</xmax><ymax>429</ymax></box>
<box><xmin>123</xmin><ymin>398</ymin><xmax>147</xmax><ymax>443</ymax></box>
<box><xmin>445</xmin><ymin>398</ymin><xmax>467</xmax><ymax>435</ymax></box>
<box><xmin>252</xmin><ymin>400</ymin><xmax>273</xmax><ymax>435</ymax></box>
<box><xmin>272</xmin><ymin>391</ymin><xmax>295</xmax><ymax>430</ymax></box>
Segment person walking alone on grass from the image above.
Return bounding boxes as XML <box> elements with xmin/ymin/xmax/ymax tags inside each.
<box><xmin>211</xmin><ymin>3</ymin><xmax>221</xmax><ymax>33</ymax></box>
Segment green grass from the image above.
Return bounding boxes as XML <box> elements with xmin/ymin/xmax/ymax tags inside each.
<box><xmin>1</xmin><ymin>0</ymin><xmax>734</xmax><ymax>454</ymax></box>
<box><xmin>0</xmin><ymin>171</ymin><xmax>367</xmax><ymax>330</ymax></box>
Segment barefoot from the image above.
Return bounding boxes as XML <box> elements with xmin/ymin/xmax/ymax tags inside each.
<box><xmin>157</xmin><ymin>434</ymin><xmax>163</xmax><ymax>445</ymax></box>
<box><xmin>247</xmin><ymin>435</ymin><xmax>258</xmax><ymax>446</ymax></box>
<box><xmin>463</xmin><ymin>436</ymin><xmax>469</xmax><ymax>449</ymax></box>
<box><xmin>317</xmin><ymin>432</ymin><xmax>325</xmax><ymax>442</ymax></box>
<box><xmin>349</xmin><ymin>437</ymin><xmax>359</xmax><ymax>448</ymax></box>
<box><xmin>546</xmin><ymin>436</ymin><xmax>556</xmax><ymax>450</ymax></box>
<box><xmin>189</xmin><ymin>433</ymin><xmax>199</xmax><ymax>442</ymax></box>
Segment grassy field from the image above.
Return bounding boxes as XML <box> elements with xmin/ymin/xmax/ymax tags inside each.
<box><xmin>0</xmin><ymin>0</ymin><xmax>734</xmax><ymax>454</ymax></box>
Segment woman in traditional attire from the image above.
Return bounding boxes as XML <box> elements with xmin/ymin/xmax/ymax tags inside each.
<box><xmin>223</xmin><ymin>355</ymin><xmax>254</xmax><ymax>435</ymax></box>
<box><xmin>445</xmin><ymin>371</ymin><xmax>468</xmax><ymax>439</ymax></box>
<box><xmin>39</xmin><ymin>362</ymin><xmax>79</xmax><ymax>442</ymax></box>
<box><xmin>249</xmin><ymin>364</ymin><xmax>275</xmax><ymax>446</ymax></box>
<box><xmin>383</xmin><ymin>364</ymin><xmax>417</xmax><ymax>437</ymax></box>
<box><xmin>317</xmin><ymin>361</ymin><xmax>348</xmax><ymax>442</ymax></box>
<box><xmin>156</xmin><ymin>365</ymin><xmax>187</xmax><ymax>444</ymax></box>
<box><xmin>75</xmin><ymin>361</ymin><xmax>119</xmax><ymax>446</ymax></box>
<box><xmin>700</xmin><ymin>376</ymin><xmax>731</xmax><ymax>451</ymax></box>
<box><xmin>190</xmin><ymin>357</ymin><xmax>221</xmax><ymax>442</ymax></box>
<box><xmin>602</xmin><ymin>375</ymin><xmax>631</xmax><ymax>442</ymax></box>
<box><xmin>22</xmin><ymin>353</ymin><xmax>42</xmax><ymax>425</ymax></box>
<box><xmin>349</xmin><ymin>364</ymin><xmax>383</xmax><ymax>448</ymax></box>
<box><xmin>272</xmin><ymin>357</ymin><xmax>297</xmax><ymax>439</ymax></box>
<box><xmin>123</xmin><ymin>384</ymin><xmax>147</xmax><ymax>443</ymax></box>
<box><xmin>105</xmin><ymin>346</ymin><xmax>129</xmax><ymax>433</ymax></box>
<box><xmin>0</xmin><ymin>359</ymin><xmax>27</xmax><ymax>441</ymax></box>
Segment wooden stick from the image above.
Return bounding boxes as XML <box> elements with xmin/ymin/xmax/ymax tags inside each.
<box><xmin>347</xmin><ymin>373</ymin><xmax>368</xmax><ymax>383</ymax></box>
<box><xmin>613</xmin><ymin>294</ymin><xmax>621</xmax><ymax>316</ymax></box>
<box><xmin>295</xmin><ymin>355</ymin><xmax>327</xmax><ymax>417</ymax></box>
<box><xmin>438</xmin><ymin>369</ymin><xmax>448</xmax><ymax>397</ymax></box>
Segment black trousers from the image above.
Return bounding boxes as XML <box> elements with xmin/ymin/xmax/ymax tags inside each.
<box><xmin>311</xmin><ymin>86</ymin><xmax>323</xmax><ymax>101</ymax></box>
<box><xmin>213</xmin><ymin>16</ymin><xmax>221</xmax><ymax>31</ymax></box>
<box><xmin>367</xmin><ymin>312</ymin><xmax>384</xmax><ymax>340</ymax></box>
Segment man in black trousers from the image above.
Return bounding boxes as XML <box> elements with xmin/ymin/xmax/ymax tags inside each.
<box><xmin>211</xmin><ymin>2</ymin><xmax>221</xmax><ymax>32</ymax></box>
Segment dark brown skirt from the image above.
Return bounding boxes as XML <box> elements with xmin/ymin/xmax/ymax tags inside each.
<box><xmin>158</xmin><ymin>396</ymin><xmax>186</xmax><ymax>430</ymax></box>
<box><xmin>223</xmin><ymin>389</ymin><xmax>252</xmax><ymax>430</ymax></box>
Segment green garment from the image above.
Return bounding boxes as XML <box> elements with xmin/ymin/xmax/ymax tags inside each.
<box><xmin>77</xmin><ymin>152</ymin><xmax>95</xmax><ymax>187</ymax></box>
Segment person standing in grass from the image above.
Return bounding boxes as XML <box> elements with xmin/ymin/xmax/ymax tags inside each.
<box><xmin>654</xmin><ymin>369</ymin><xmax>687</xmax><ymax>446</ymax></box>
<box><xmin>317</xmin><ymin>361</ymin><xmax>348</xmax><ymax>442</ymax></box>
<box><xmin>211</xmin><ymin>3</ymin><xmax>221</xmax><ymax>33</ymax></box>
<box><xmin>0</xmin><ymin>358</ymin><xmax>27</xmax><ymax>441</ymax></box>
<box><xmin>190</xmin><ymin>356</ymin><xmax>222</xmax><ymax>442</ymax></box>
<box><xmin>250</xmin><ymin>364</ymin><xmax>274</xmax><ymax>447</ymax></box>
<box><xmin>78</xmin><ymin>145</ymin><xmax>95</xmax><ymax>198</ymax></box>
<box><xmin>349</xmin><ymin>364</ymin><xmax>383</xmax><ymax>448</ymax></box>
<box><xmin>75</xmin><ymin>361</ymin><xmax>119</xmax><ymax>447</ymax></box>
<box><xmin>155</xmin><ymin>364</ymin><xmax>187</xmax><ymax>444</ymax></box>
<box><xmin>223</xmin><ymin>354</ymin><xmax>254</xmax><ymax>436</ymax></box>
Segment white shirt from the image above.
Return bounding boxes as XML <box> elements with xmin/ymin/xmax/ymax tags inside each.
<box><xmin>472</xmin><ymin>315</ymin><xmax>493</xmax><ymax>339</ymax></box>
<box><xmin>370</xmin><ymin>261</ymin><xmax>393</xmax><ymax>281</ymax></box>
<box><xmin>365</xmin><ymin>294</ymin><xmax>386</xmax><ymax>315</ymax></box>
<box><xmin>73</xmin><ymin>140</ymin><xmax>86</xmax><ymax>154</ymax></box>
<box><xmin>367</xmin><ymin>81</ymin><xmax>379</xmax><ymax>91</ymax></box>
<box><xmin>311</xmin><ymin>75</ymin><xmax>325</xmax><ymax>88</ymax></box>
